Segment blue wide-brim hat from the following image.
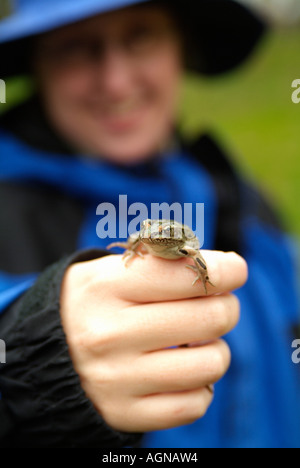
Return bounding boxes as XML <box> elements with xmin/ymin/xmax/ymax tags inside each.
<box><xmin>0</xmin><ymin>0</ymin><xmax>266</xmax><ymax>78</ymax></box>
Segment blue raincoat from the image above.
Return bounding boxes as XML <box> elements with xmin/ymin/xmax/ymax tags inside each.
<box><xmin>0</xmin><ymin>119</ymin><xmax>299</xmax><ymax>448</ymax></box>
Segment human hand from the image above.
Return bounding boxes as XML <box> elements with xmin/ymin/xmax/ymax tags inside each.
<box><xmin>60</xmin><ymin>251</ymin><xmax>247</xmax><ymax>432</ymax></box>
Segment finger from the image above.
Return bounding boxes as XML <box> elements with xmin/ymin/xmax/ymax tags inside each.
<box><xmin>103</xmin><ymin>251</ymin><xmax>248</xmax><ymax>302</ymax></box>
<box><xmin>121</xmin><ymin>387</ymin><xmax>214</xmax><ymax>432</ymax></box>
<box><xmin>120</xmin><ymin>294</ymin><xmax>240</xmax><ymax>351</ymax></box>
<box><xmin>131</xmin><ymin>340</ymin><xmax>231</xmax><ymax>396</ymax></box>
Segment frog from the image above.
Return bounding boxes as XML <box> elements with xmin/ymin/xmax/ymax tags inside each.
<box><xmin>107</xmin><ymin>219</ymin><xmax>214</xmax><ymax>294</ymax></box>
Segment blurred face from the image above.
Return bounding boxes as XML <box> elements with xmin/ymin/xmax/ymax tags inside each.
<box><xmin>34</xmin><ymin>4</ymin><xmax>183</xmax><ymax>164</ymax></box>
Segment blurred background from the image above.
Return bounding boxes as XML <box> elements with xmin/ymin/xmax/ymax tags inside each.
<box><xmin>1</xmin><ymin>0</ymin><xmax>300</xmax><ymax>238</ymax></box>
<box><xmin>180</xmin><ymin>0</ymin><xmax>300</xmax><ymax>239</ymax></box>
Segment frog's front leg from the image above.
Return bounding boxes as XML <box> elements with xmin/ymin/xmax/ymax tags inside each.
<box><xmin>107</xmin><ymin>233</ymin><xmax>144</xmax><ymax>265</ymax></box>
<box><xmin>178</xmin><ymin>247</ymin><xmax>214</xmax><ymax>294</ymax></box>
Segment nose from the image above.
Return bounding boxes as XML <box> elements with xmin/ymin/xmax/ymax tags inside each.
<box><xmin>95</xmin><ymin>45</ymin><xmax>134</xmax><ymax>98</ymax></box>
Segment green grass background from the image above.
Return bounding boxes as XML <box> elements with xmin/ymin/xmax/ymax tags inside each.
<box><xmin>180</xmin><ymin>27</ymin><xmax>300</xmax><ymax>239</ymax></box>
<box><xmin>2</xmin><ymin>27</ymin><xmax>300</xmax><ymax>237</ymax></box>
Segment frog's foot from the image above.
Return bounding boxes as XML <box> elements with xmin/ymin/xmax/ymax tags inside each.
<box><xmin>106</xmin><ymin>241</ymin><xmax>129</xmax><ymax>251</ymax></box>
<box><xmin>123</xmin><ymin>249</ymin><xmax>145</xmax><ymax>266</ymax></box>
<box><xmin>107</xmin><ymin>242</ymin><xmax>146</xmax><ymax>267</ymax></box>
<box><xmin>185</xmin><ymin>264</ymin><xmax>214</xmax><ymax>294</ymax></box>
<box><xmin>185</xmin><ymin>264</ymin><xmax>208</xmax><ymax>293</ymax></box>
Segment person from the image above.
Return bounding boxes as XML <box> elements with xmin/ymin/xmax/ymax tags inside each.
<box><xmin>0</xmin><ymin>0</ymin><xmax>299</xmax><ymax>449</ymax></box>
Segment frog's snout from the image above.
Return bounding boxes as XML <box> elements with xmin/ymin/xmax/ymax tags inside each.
<box><xmin>142</xmin><ymin>237</ymin><xmax>181</xmax><ymax>247</ymax></box>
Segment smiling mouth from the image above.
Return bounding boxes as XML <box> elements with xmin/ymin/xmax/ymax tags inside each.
<box><xmin>89</xmin><ymin>99</ymin><xmax>149</xmax><ymax>133</ymax></box>
<box><xmin>92</xmin><ymin>97</ymin><xmax>146</xmax><ymax>119</ymax></box>
<box><xmin>107</xmin><ymin>100</ymin><xmax>141</xmax><ymax>116</ymax></box>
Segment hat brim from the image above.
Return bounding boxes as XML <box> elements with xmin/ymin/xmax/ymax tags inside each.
<box><xmin>0</xmin><ymin>0</ymin><xmax>266</xmax><ymax>78</ymax></box>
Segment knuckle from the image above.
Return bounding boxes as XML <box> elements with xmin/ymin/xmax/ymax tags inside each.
<box><xmin>186</xmin><ymin>401</ymin><xmax>209</xmax><ymax>422</ymax></box>
<box><xmin>197</xmin><ymin>340</ymin><xmax>231</xmax><ymax>384</ymax></box>
<box><xmin>196</xmin><ymin>397</ymin><xmax>211</xmax><ymax>419</ymax></box>
<box><xmin>232</xmin><ymin>294</ymin><xmax>241</xmax><ymax>324</ymax></box>
<box><xmin>101</xmin><ymin>400</ymin><xmax>128</xmax><ymax>431</ymax></box>
<box><xmin>70</xmin><ymin>316</ymin><xmax>125</xmax><ymax>361</ymax></box>
<box><xmin>227</xmin><ymin>293</ymin><xmax>241</xmax><ymax>324</ymax></box>
<box><xmin>83</xmin><ymin>356</ymin><xmax>119</xmax><ymax>391</ymax></box>
<box><xmin>173</xmin><ymin>392</ymin><xmax>211</xmax><ymax>425</ymax></box>
<box><xmin>93</xmin><ymin>327</ymin><xmax>124</xmax><ymax>355</ymax></box>
<box><xmin>210</xmin><ymin>294</ymin><xmax>239</xmax><ymax>335</ymax></box>
<box><xmin>210</xmin><ymin>298</ymin><xmax>230</xmax><ymax>334</ymax></box>
<box><xmin>210</xmin><ymin>341</ymin><xmax>231</xmax><ymax>380</ymax></box>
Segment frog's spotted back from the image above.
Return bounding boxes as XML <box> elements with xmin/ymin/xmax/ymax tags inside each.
<box><xmin>107</xmin><ymin>218</ymin><xmax>213</xmax><ymax>294</ymax></box>
<box><xmin>140</xmin><ymin>219</ymin><xmax>197</xmax><ymax>243</ymax></box>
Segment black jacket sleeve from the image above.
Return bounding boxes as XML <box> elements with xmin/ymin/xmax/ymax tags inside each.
<box><xmin>0</xmin><ymin>249</ymin><xmax>142</xmax><ymax>448</ymax></box>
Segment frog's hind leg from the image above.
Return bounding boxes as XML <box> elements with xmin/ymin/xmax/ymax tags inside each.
<box><xmin>106</xmin><ymin>241</ymin><xmax>130</xmax><ymax>250</ymax></box>
<box><xmin>185</xmin><ymin>264</ymin><xmax>210</xmax><ymax>294</ymax></box>
<box><xmin>123</xmin><ymin>249</ymin><xmax>144</xmax><ymax>265</ymax></box>
<box><xmin>179</xmin><ymin>248</ymin><xmax>214</xmax><ymax>294</ymax></box>
<box><xmin>107</xmin><ymin>238</ymin><xmax>144</xmax><ymax>265</ymax></box>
